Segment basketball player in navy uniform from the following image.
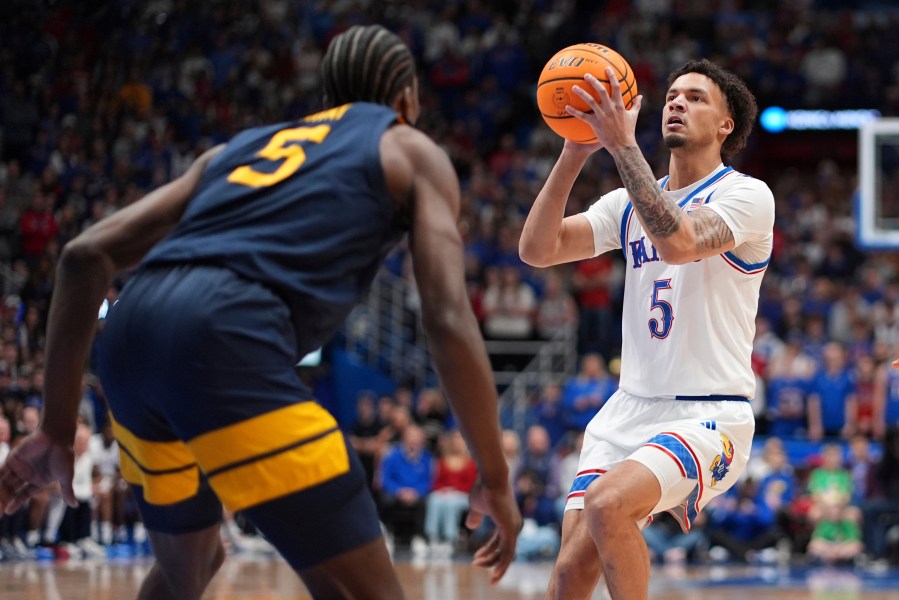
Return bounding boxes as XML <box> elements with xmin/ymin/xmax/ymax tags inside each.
<box><xmin>0</xmin><ymin>25</ymin><xmax>520</xmax><ymax>599</ymax></box>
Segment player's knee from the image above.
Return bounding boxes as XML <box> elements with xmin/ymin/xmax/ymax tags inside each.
<box><xmin>583</xmin><ymin>483</ymin><xmax>635</xmax><ymax>527</ymax></box>
<box><xmin>549</xmin><ymin>557</ymin><xmax>598</xmax><ymax>599</ymax></box>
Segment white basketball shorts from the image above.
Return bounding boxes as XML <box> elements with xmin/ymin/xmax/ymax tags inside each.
<box><xmin>565</xmin><ymin>389</ymin><xmax>755</xmax><ymax>532</ymax></box>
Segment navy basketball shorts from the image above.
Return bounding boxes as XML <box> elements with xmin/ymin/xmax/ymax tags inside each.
<box><xmin>97</xmin><ymin>264</ymin><xmax>381</xmax><ymax>569</ymax></box>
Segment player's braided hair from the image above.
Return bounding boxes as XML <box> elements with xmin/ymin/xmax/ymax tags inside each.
<box><xmin>666</xmin><ymin>59</ymin><xmax>758</xmax><ymax>164</ymax></box>
<box><xmin>321</xmin><ymin>25</ymin><xmax>415</xmax><ymax>107</ymax></box>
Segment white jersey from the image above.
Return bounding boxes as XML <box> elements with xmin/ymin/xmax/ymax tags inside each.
<box><xmin>72</xmin><ymin>451</ymin><xmax>94</xmax><ymax>501</ymax></box>
<box><xmin>582</xmin><ymin>164</ymin><xmax>774</xmax><ymax>398</ymax></box>
<box><xmin>89</xmin><ymin>433</ymin><xmax>120</xmax><ymax>478</ymax></box>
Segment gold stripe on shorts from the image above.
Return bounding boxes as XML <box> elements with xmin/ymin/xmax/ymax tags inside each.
<box><xmin>118</xmin><ymin>449</ymin><xmax>200</xmax><ymax>505</ymax></box>
<box><xmin>111</xmin><ymin>416</ymin><xmax>196</xmax><ymax>472</ymax></box>
<box><xmin>186</xmin><ymin>402</ymin><xmax>350</xmax><ymax>512</ymax></box>
<box><xmin>111</xmin><ymin>417</ymin><xmax>199</xmax><ymax>505</ymax></box>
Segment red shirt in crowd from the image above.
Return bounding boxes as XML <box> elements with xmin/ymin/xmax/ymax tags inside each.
<box><xmin>432</xmin><ymin>457</ymin><xmax>478</xmax><ymax>493</ymax></box>
<box><xmin>19</xmin><ymin>209</ymin><xmax>58</xmax><ymax>257</ymax></box>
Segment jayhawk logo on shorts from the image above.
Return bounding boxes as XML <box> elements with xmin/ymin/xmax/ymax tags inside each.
<box><xmin>708</xmin><ymin>433</ymin><xmax>735</xmax><ymax>487</ymax></box>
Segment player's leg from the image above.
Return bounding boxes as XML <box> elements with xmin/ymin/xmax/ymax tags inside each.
<box><xmin>236</xmin><ymin>434</ymin><xmax>404</xmax><ymax>600</ymax></box>
<box><xmin>117</xmin><ymin>472</ymin><xmax>225</xmax><ymax>599</ymax></box>
<box><xmin>102</xmin><ymin>266</ymin><xmax>403</xmax><ymax>598</ymax></box>
<box><xmin>95</xmin><ymin>478</ymin><xmax>114</xmax><ymax>544</ymax></box>
<box><xmin>298</xmin><ymin>539</ymin><xmax>402</xmax><ymax>600</ymax></box>
<box><xmin>138</xmin><ymin>522</ymin><xmax>225</xmax><ymax>600</ymax></box>
<box><xmin>25</xmin><ymin>488</ymin><xmax>49</xmax><ymax>546</ymax></box>
<box><xmin>590</xmin><ymin>399</ymin><xmax>754</xmax><ymax>599</ymax></box>
<box><xmin>96</xmin><ymin>266</ymin><xmax>230</xmax><ymax>600</ymax></box>
<box><xmin>93</xmin><ymin>430</ymin><xmax>225</xmax><ymax>597</ymax></box>
<box><xmin>546</xmin><ymin>389</ymin><xmax>631</xmax><ymax>600</ymax></box>
<box><xmin>544</xmin><ymin>508</ymin><xmax>603</xmax><ymax>600</ymax></box>
<box><xmin>582</xmin><ymin>460</ymin><xmax>661</xmax><ymax>600</ymax></box>
<box><xmin>112</xmin><ymin>476</ymin><xmax>129</xmax><ymax>543</ymax></box>
<box><xmin>99</xmin><ymin>424</ymin><xmax>226</xmax><ymax>599</ymax></box>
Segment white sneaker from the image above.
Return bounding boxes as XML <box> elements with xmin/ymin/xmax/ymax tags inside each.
<box><xmin>25</xmin><ymin>530</ymin><xmax>40</xmax><ymax>548</ymax></box>
<box><xmin>755</xmin><ymin>547</ymin><xmax>780</xmax><ymax>564</ymax></box>
<box><xmin>708</xmin><ymin>546</ymin><xmax>730</xmax><ymax>563</ymax></box>
<box><xmin>77</xmin><ymin>538</ymin><xmax>107</xmax><ymax>559</ymax></box>
<box><xmin>132</xmin><ymin>522</ymin><xmax>148</xmax><ymax>544</ymax></box>
<box><xmin>436</xmin><ymin>542</ymin><xmax>454</xmax><ymax>558</ymax></box>
<box><xmin>61</xmin><ymin>543</ymin><xmax>83</xmax><ymax>560</ymax></box>
<box><xmin>411</xmin><ymin>536</ymin><xmax>428</xmax><ymax>558</ymax></box>
<box><xmin>13</xmin><ymin>538</ymin><xmax>36</xmax><ymax>559</ymax></box>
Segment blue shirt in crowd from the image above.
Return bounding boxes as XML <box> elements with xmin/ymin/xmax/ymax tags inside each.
<box><xmin>380</xmin><ymin>446</ymin><xmax>434</xmax><ymax>498</ymax></box>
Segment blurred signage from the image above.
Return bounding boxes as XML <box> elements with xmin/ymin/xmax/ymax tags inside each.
<box><xmin>760</xmin><ymin>106</ymin><xmax>881</xmax><ymax>133</ymax></box>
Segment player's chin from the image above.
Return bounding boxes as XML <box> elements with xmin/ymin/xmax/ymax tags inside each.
<box><xmin>663</xmin><ymin>133</ymin><xmax>688</xmax><ymax>149</ymax></box>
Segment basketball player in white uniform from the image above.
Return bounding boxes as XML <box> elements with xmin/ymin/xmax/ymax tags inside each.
<box><xmin>519</xmin><ymin>60</ymin><xmax>773</xmax><ymax>599</ymax></box>
<box><xmin>89</xmin><ymin>424</ymin><xmax>121</xmax><ymax>545</ymax></box>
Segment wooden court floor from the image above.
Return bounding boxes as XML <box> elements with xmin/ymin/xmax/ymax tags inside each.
<box><xmin>1</xmin><ymin>555</ymin><xmax>898</xmax><ymax>599</ymax></box>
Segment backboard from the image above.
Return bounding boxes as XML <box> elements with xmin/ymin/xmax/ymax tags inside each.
<box><xmin>857</xmin><ymin>118</ymin><xmax>899</xmax><ymax>249</ymax></box>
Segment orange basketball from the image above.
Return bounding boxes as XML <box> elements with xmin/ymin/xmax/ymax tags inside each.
<box><xmin>536</xmin><ymin>43</ymin><xmax>638</xmax><ymax>144</ymax></box>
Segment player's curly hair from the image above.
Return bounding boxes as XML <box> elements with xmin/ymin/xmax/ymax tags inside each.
<box><xmin>321</xmin><ymin>25</ymin><xmax>415</xmax><ymax>108</ymax></box>
<box><xmin>666</xmin><ymin>60</ymin><xmax>758</xmax><ymax>164</ymax></box>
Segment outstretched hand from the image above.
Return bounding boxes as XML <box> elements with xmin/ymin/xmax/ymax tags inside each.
<box><xmin>0</xmin><ymin>430</ymin><xmax>77</xmax><ymax>515</ymax></box>
<box><xmin>465</xmin><ymin>477</ymin><xmax>522</xmax><ymax>585</ymax></box>
<box><xmin>567</xmin><ymin>66</ymin><xmax>643</xmax><ymax>152</ymax></box>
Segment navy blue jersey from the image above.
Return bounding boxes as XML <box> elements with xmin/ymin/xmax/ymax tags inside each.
<box><xmin>142</xmin><ymin>103</ymin><xmax>406</xmax><ymax>357</ymax></box>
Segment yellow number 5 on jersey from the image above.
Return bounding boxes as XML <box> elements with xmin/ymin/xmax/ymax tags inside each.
<box><xmin>227</xmin><ymin>124</ymin><xmax>331</xmax><ymax>188</ymax></box>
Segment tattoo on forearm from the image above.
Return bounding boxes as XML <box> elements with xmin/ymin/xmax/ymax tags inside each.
<box><xmin>691</xmin><ymin>207</ymin><xmax>734</xmax><ymax>251</ymax></box>
<box><xmin>613</xmin><ymin>146</ymin><xmax>681</xmax><ymax>238</ymax></box>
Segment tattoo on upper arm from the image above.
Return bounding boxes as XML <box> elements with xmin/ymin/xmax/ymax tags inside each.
<box><xmin>691</xmin><ymin>207</ymin><xmax>734</xmax><ymax>251</ymax></box>
<box><xmin>613</xmin><ymin>146</ymin><xmax>681</xmax><ymax>238</ymax></box>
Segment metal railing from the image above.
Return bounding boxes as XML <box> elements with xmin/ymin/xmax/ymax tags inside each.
<box><xmin>343</xmin><ymin>271</ymin><xmax>435</xmax><ymax>390</ymax></box>
<box><xmin>343</xmin><ymin>271</ymin><xmax>578</xmax><ymax>432</ymax></box>
<box><xmin>492</xmin><ymin>330</ymin><xmax>577</xmax><ymax>433</ymax></box>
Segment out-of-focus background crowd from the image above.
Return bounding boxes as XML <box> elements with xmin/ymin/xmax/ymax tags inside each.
<box><xmin>1</xmin><ymin>0</ymin><xmax>899</xmax><ymax>567</ymax></box>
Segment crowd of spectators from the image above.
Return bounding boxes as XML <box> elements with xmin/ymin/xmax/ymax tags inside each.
<box><xmin>350</xmin><ymin>385</ymin><xmax>899</xmax><ymax>566</ymax></box>
<box><xmin>2</xmin><ymin>0</ymin><xmax>899</xmax><ymax>564</ymax></box>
